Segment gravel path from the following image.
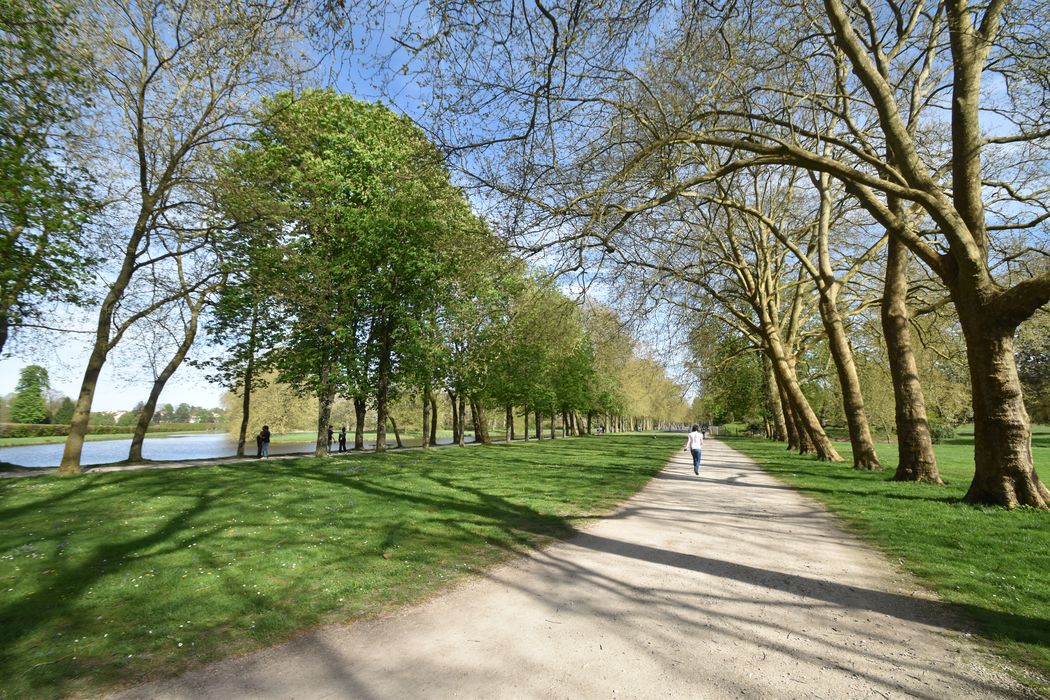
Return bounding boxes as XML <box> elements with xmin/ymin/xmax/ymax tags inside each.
<box><xmin>113</xmin><ymin>438</ymin><xmax>1033</xmax><ymax>699</ymax></box>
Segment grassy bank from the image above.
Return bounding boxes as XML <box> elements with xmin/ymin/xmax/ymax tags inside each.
<box><xmin>723</xmin><ymin>434</ymin><xmax>1050</xmax><ymax>688</ymax></box>
<box><xmin>0</xmin><ymin>434</ymin><xmax>680</xmax><ymax>699</ymax></box>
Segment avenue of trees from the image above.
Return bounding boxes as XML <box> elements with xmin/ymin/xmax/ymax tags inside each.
<box><xmin>1</xmin><ymin>2</ymin><xmax>688</xmax><ymax>471</ymax></box>
<box><xmin>4</xmin><ymin>0</ymin><xmax>1048</xmax><ymax>512</ymax></box>
<box><xmin>382</xmin><ymin>0</ymin><xmax>1050</xmax><ymax>509</ymax></box>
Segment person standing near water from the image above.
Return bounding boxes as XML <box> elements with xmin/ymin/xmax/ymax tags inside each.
<box><xmin>259</xmin><ymin>425</ymin><xmax>271</xmax><ymax>458</ymax></box>
<box><xmin>686</xmin><ymin>424</ymin><xmax>704</xmax><ymax>475</ymax></box>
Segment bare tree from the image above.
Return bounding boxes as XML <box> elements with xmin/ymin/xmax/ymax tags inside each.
<box><xmin>392</xmin><ymin>0</ymin><xmax>1050</xmax><ymax>507</ymax></box>
<box><xmin>57</xmin><ymin>0</ymin><xmax>313</xmax><ymax>474</ymax></box>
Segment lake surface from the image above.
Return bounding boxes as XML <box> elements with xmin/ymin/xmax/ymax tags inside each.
<box><xmin>0</xmin><ymin>433</ymin><xmax>469</xmax><ymax>468</ymax></box>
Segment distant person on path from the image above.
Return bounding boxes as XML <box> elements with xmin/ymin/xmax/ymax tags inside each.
<box><xmin>686</xmin><ymin>423</ymin><xmax>704</xmax><ymax>475</ymax></box>
<box><xmin>327</xmin><ymin>425</ymin><xmax>334</xmax><ymax>450</ymax></box>
<box><xmin>338</xmin><ymin>425</ymin><xmax>347</xmax><ymax>452</ymax></box>
<box><xmin>259</xmin><ymin>425</ymin><xmax>271</xmax><ymax>459</ymax></box>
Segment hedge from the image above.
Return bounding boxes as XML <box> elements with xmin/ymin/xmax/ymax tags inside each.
<box><xmin>0</xmin><ymin>423</ymin><xmax>220</xmax><ymax>438</ymax></box>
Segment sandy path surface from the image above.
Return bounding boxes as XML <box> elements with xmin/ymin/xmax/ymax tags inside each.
<box><xmin>113</xmin><ymin>439</ymin><xmax>1032</xmax><ymax>699</ymax></box>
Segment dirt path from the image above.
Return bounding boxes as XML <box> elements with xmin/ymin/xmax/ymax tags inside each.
<box><xmin>113</xmin><ymin>439</ymin><xmax>1033</xmax><ymax>699</ymax></box>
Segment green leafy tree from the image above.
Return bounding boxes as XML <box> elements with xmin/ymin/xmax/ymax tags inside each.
<box><xmin>173</xmin><ymin>402</ymin><xmax>191</xmax><ymax>423</ymax></box>
<box><xmin>9</xmin><ymin>364</ymin><xmax>50</xmax><ymax>423</ymax></box>
<box><xmin>0</xmin><ymin>0</ymin><xmax>96</xmax><ymax>355</ymax></box>
<box><xmin>53</xmin><ymin>396</ymin><xmax>75</xmax><ymax>424</ymax></box>
<box><xmin>224</xmin><ymin>89</ymin><xmax>477</xmax><ymax>455</ymax></box>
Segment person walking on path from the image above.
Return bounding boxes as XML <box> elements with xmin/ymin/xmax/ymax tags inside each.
<box><xmin>686</xmin><ymin>423</ymin><xmax>704</xmax><ymax>475</ymax></box>
<box><xmin>338</xmin><ymin>426</ymin><xmax>347</xmax><ymax>452</ymax></box>
<box><xmin>259</xmin><ymin>425</ymin><xmax>271</xmax><ymax>459</ymax></box>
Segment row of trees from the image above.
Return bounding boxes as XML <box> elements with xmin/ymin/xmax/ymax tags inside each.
<box><xmin>387</xmin><ymin>0</ymin><xmax>1050</xmax><ymax>509</ymax></box>
<box><xmin>198</xmin><ymin>89</ymin><xmax>689</xmax><ymax>455</ymax></box>
<box><xmin>2</xmin><ymin>2</ymin><xmax>689</xmax><ymax>472</ymax></box>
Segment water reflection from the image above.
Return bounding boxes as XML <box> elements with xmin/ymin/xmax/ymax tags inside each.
<box><xmin>0</xmin><ymin>432</ymin><xmax>471</xmax><ymax>468</ymax></box>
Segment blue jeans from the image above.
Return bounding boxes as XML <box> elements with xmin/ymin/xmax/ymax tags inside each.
<box><xmin>691</xmin><ymin>448</ymin><xmax>702</xmax><ymax>473</ymax></box>
<box><xmin>261</xmin><ymin>441</ymin><xmax>270</xmax><ymax>457</ymax></box>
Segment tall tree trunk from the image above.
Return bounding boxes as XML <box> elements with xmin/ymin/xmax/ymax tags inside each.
<box><xmin>535</xmin><ymin>409</ymin><xmax>543</xmax><ymax>440</ymax></box>
<box><xmin>374</xmin><ymin>317</ymin><xmax>393</xmax><ymax>453</ymax></box>
<box><xmin>763</xmin><ymin>353</ymin><xmax>787</xmax><ymax>442</ymax></box>
<box><xmin>428</xmin><ymin>393</ymin><xmax>438</xmax><ymax>446</ymax></box>
<box><xmin>780</xmin><ymin>384</ymin><xmax>799</xmax><ymax>451</ymax></box>
<box><xmin>506</xmin><ymin>404</ymin><xmax>513</xmax><ymax>442</ymax></box>
<box><xmin>389</xmin><ymin>414</ymin><xmax>403</xmax><ymax>448</ymax></box>
<box><xmin>550</xmin><ymin>412</ymin><xmax>555</xmax><ymax>440</ymax></box>
<box><xmin>472</xmin><ymin>398</ymin><xmax>490</xmax><ymax>444</ymax></box>
<box><xmin>237</xmin><ymin>362</ymin><xmax>253</xmax><ymax>458</ymax></box>
<box><xmin>819</xmin><ymin>290</ymin><xmax>882</xmax><ymax>470</ymax></box>
<box><xmin>58</xmin><ymin>206</ymin><xmax>155</xmax><ymax>474</ymax></box>
<box><xmin>523</xmin><ymin>405</ymin><xmax>529</xmax><ymax>441</ymax></box>
<box><xmin>956</xmin><ymin>300</ymin><xmax>1049</xmax><ymax>508</ymax></box>
<box><xmin>128</xmin><ymin>307</ymin><xmax>203</xmax><ymax>462</ymax></box>
<box><xmin>470</xmin><ymin>399</ymin><xmax>482</xmax><ymax>442</ymax></box>
<box><xmin>882</xmin><ymin>237</ymin><xmax>941</xmax><ymax>483</ymax></box>
<box><xmin>764</xmin><ymin>325</ymin><xmax>842</xmax><ymax>461</ymax></box>
<box><xmin>236</xmin><ymin>307</ymin><xmax>259</xmax><ymax>458</ymax></box>
<box><xmin>353</xmin><ymin>396</ymin><xmax>366</xmax><ymax>450</ymax></box>
<box><xmin>586</xmin><ymin>413</ymin><xmax>592</xmax><ymax>435</ymax></box>
<box><xmin>422</xmin><ymin>388</ymin><xmax>432</xmax><ymax>450</ymax></box>
<box><xmin>316</xmin><ymin>360</ymin><xmax>335</xmax><ymax>457</ymax></box>
<box><xmin>449</xmin><ymin>390</ymin><xmax>460</xmax><ymax>444</ymax></box>
<box><xmin>458</xmin><ymin>393</ymin><xmax>467</xmax><ymax>446</ymax></box>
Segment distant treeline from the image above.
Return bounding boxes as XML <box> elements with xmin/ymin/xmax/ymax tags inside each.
<box><xmin>0</xmin><ymin>422</ymin><xmax>220</xmax><ymax>439</ymax></box>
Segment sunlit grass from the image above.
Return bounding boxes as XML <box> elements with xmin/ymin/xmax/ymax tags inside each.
<box><xmin>723</xmin><ymin>434</ymin><xmax>1050</xmax><ymax>688</ymax></box>
<box><xmin>0</xmin><ymin>434</ymin><xmax>680</xmax><ymax>699</ymax></box>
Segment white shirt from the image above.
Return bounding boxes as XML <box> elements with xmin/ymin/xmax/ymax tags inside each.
<box><xmin>687</xmin><ymin>430</ymin><xmax>704</xmax><ymax>451</ymax></box>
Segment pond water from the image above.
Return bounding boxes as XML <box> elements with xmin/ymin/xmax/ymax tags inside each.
<box><xmin>0</xmin><ymin>432</ymin><xmax>469</xmax><ymax>468</ymax></box>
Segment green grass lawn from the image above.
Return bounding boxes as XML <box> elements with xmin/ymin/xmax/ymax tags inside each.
<box><xmin>722</xmin><ymin>433</ymin><xmax>1050</xmax><ymax>689</ymax></box>
<box><xmin>0</xmin><ymin>434</ymin><xmax>681</xmax><ymax>699</ymax></box>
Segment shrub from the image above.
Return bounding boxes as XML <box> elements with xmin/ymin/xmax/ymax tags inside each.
<box><xmin>927</xmin><ymin>418</ymin><xmax>957</xmax><ymax>443</ymax></box>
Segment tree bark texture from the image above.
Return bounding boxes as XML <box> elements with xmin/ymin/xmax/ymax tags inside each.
<box><xmin>506</xmin><ymin>404</ymin><xmax>513</xmax><ymax>442</ymax></box>
<box><xmin>449</xmin><ymin>390</ymin><xmax>460</xmax><ymax>444</ymax></box>
<box><xmin>818</xmin><ymin>291</ymin><xmax>882</xmax><ymax>470</ymax></box>
<box><xmin>315</xmin><ymin>362</ymin><xmax>334</xmax><ymax>457</ymax></box>
<box><xmin>236</xmin><ymin>308</ymin><xmax>259</xmax><ymax>458</ymax></box>
<box><xmin>472</xmin><ymin>398</ymin><xmax>490</xmax><ymax>444</ymax></box>
<box><xmin>422</xmin><ymin>389</ymin><xmax>432</xmax><ymax>450</ymax></box>
<box><xmin>956</xmin><ymin>302</ymin><xmax>1049</xmax><ymax>508</ymax></box>
<box><xmin>882</xmin><ymin>237</ymin><xmax>941</xmax><ymax>483</ymax></box>
<box><xmin>428</xmin><ymin>393</ymin><xmax>438</xmax><ymax>446</ymax></box>
<box><xmin>458</xmin><ymin>393</ymin><xmax>467</xmax><ymax>446</ymax></box>
<box><xmin>390</xmin><ymin>414</ymin><xmax>403</xmax><ymax>448</ymax></box>
<box><xmin>373</xmin><ymin>317</ymin><xmax>393</xmax><ymax>453</ymax></box>
<box><xmin>763</xmin><ymin>353</ymin><xmax>787</xmax><ymax>442</ymax></box>
<box><xmin>353</xmin><ymin>396</ymin><xmax>366</xmax><ymax>450</ymax></box>
<box><xmin>764</xmin><ymin>326</ymin><xmax>842</xmax><ymax>461</ymax></box>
